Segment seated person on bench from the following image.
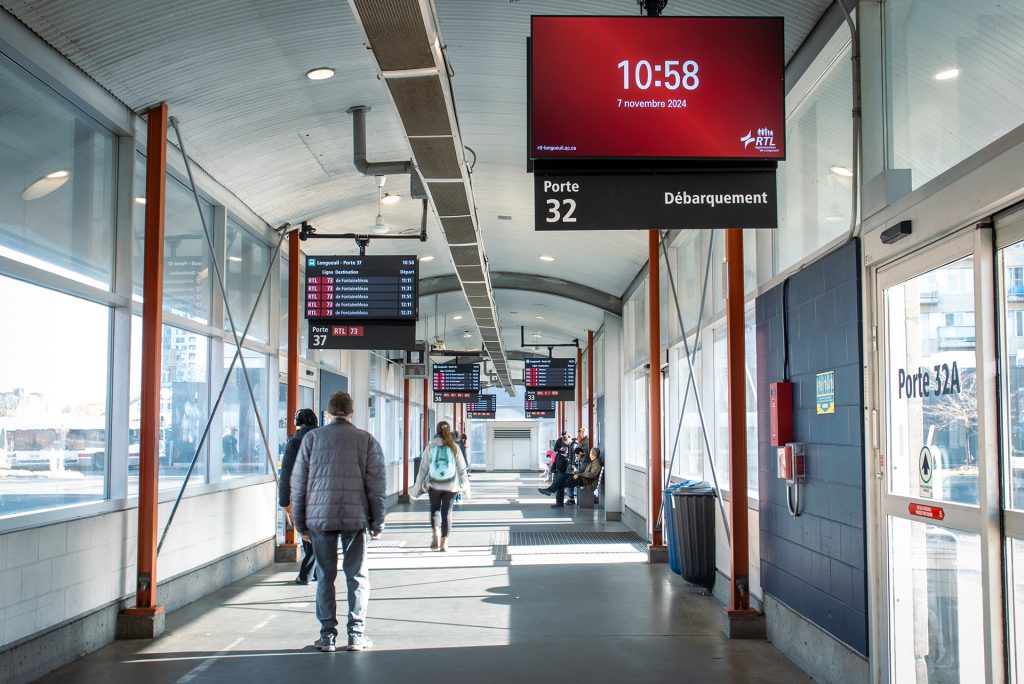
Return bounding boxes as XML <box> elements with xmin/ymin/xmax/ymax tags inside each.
<box><xmin>539</xmin><ymin>447</ymin><xmax>602</xmax><ymax>507</ymax></box>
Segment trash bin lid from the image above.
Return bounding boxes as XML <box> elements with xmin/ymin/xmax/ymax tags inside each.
<box><xmin>672</xmin><ymin>482</ymin><xmax>716</xmax><ymax>496</ymax></box>
<box><xmin>664</xmin><ymin>479</ymin><xmax>699</xmax><ymax>494</ymax></box>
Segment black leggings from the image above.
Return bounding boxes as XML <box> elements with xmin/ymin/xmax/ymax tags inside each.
<box><xmin>429</xmin><ymin>489</ymin><xmax>457</xmax><ymax>536</ymax></box>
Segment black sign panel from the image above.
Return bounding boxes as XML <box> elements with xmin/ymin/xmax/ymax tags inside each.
<box><xmin>466</xmin><ymin>395</ymin><xmax>497</xmax><ymax>419</ymax></box>
<box><xmin>526</xmin><ymin>388</ymin><xmax>575</xmax><ymax>402</ymax></box>
<box><xmin>309</xmin><ymin>321</ymin><xmax>416</xmax><ymax>350</ymax></box>
<box><xmin>524</xmin><ymin>358</ymin><xmax>577</xmax><ymax>389</ymax></box>
<box><xmin>525</xmin><ymin>398</ymin><xmax>556</xmax><ymax>419</ymax></box>
<box><xmin>305</xmin><ymin>255</ymin><xmax>418</xmax><ymax>320</ymax></box>
<box><xmin>432</xmin><ymin>363</ymin><xmax>481</xmax><ymax>392</ymax></box>
<box><xmin>535</xmin><ymin>171</ymin><xmax>776</xmax><ymax>230</ymax></box>
<box><xmin>434</xmin><ymin>391</ymin><xmax>480</xmax><ymax>404</ymax></box>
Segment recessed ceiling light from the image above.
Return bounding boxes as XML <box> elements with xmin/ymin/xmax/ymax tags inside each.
<box><xmin>22</xmin><ymin>169</ymin><xmax>70</xmax><ymax>201</ymax></box>
<box><xmin>419</xmin><ymin>255</ymin><xmax>434</xmax><ymax>262</ymax></box>
<box><xmin>535</xmin><ymin>316</ymin><xmax>545</xmax><ymax>320</ymax></box>
<box><xmin>538</xmin><ymin>255</ymin><xmax>555</xmax><ymax>262</ymax></box>
<box><xmin>829</xmin><ymin>165</ymin><xmax>853</xmax><ymax>177</ymax></box>
<box><xmin>134</xmin><ymin>197</ymin><xmax>146</xmax><ymax>205</ymax></box>
<box><xmin>532</xmin><ymin>333</ymin><xmax>541</xmax><ymax>338</ymax></box>
<box><xmin>453</xmin><ymin>315</ymin><xmax>463</xmax><ymax>320</ymax></box>
<box><xmin>380</xmin><ymin>193</ymin><xmax>401</xmax><ymax>205</ymax></box>
<box><xmin>824</xmin><ymin>214</ymin><xmax>844</xmax><ymax>222</ymax></box>
<box><xmin>306</xmin><ymin>67</ymin><xmax>335</xmax><ymax>80</ymax></box>
<box><xmin>228</xmin><ymin>256</ymin><xmax>243</xmax><ymax>262</ymax></box>
<box><xmin>934</xmin><ymin>67</ymin><xmax>960</xmax><ymax>81</ymax></box>
<box><xmin>463</xmin><ymin>332</ymin><xmax>472</xmax><ymax>339</ymax></box>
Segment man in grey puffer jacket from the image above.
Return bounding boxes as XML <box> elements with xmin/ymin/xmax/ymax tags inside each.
<box><xmin>291</xmin><ymin>391</ymin><xmax>386</xmax><ymax>653</ymax></box>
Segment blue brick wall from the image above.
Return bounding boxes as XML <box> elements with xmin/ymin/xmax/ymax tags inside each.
<box><xmin>756</xmin><ymin>239</ymin><xmax>867</xmax><ymax>655</ymax></box>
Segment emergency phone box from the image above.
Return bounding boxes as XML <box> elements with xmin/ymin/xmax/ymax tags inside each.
<box><xmin>777</xmin><ymin>443</ymin><xmax>806</xmax><ymax>482</ymax></box>
<box><xmin>769</xmin><ymin>381</ymin><xmax>793</xmax><ymax>446</ymax></box>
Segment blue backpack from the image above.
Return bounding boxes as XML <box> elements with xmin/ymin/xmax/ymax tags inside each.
<box><xmin>428</xmin><ymin>444</ymin><xmax>457</xmax><ymax>482</ymax></box>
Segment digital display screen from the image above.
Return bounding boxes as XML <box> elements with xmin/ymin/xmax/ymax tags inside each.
<box><xmin>524</xmin><ymin>358</ymin><xmax>577</xmax><ymax>389</ymax></box>
<box><xmin>432</xmin><ymin>363</ymin><xmax>481</xmax><ymax>393</ymax></box>
<box><xmin>466</xmin><ymin>395</ymin><xmax>497</xmax><ymax>419</ymax></box>
<box><xmin>525</xmin><ymin>398</ymin><xmax>556</xmax><ymax>419</ymax></box>
<box><xmin>305</xmin><ymin>255</ymin><xmax>418</xmax><ymax>320</ymax></box>
<box><xmin>526</xmin><ymin>388</ymin><xmax>575</xmax><ymax>402</ymax></box>
<box><xmin>530</xmin><ymin>16</ymin><xmax>785</xmax><ymax>160</ymax></box>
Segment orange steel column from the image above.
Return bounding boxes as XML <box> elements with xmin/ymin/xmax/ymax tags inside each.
<box><xmin>576</xmin><ymin>346</ymin><xmax>583</xmax><ymax>432</ymax></box>
<box><xmin>402</xmin><ymin>377</ymin><xmax>410</xmax><ymax>498</ymax></box>
<box><xmin>648</xmin><ymin>231</ymin><xmax>663</xmax><ymax>547</ymax></box>
<box><xmin>133</xmin><ymin>103</ymin><xmax>168</xmax><ymax>615</ymax></box>
<box><xmin>283</xmin><ymin>226</ymin><xmax>300</xmax><ymax>546</ymax></box>
<box><xmin>725</xmin><ymin>229</ymin><xmax>751</xmax><ymax>612</ymax></box>
<box><xmin>587</xmin><ymin>330</ymin><xmax>594</xmax><ymax>446</ymax></box>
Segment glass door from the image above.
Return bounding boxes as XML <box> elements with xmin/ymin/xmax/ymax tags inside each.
<box><xmin>876</xmin><ymin>228</ymin><xmax>1002</xmax><ymax>682</ymax></box>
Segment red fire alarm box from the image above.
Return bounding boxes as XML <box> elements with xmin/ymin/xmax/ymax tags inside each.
<box><xmin>770</xmin><ymin>381</ymin><xmax>793</xmax><ymax>446</ymax></box>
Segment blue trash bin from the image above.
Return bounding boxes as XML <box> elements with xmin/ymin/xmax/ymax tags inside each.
<box><xmin>664</xmin><ymin>480</ymin><xmax>698</xmax><ymax>575</ymax></box>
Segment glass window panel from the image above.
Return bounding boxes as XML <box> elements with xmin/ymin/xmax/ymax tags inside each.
<box><xmin>222</xmin><ymin>347</ymin><xmax>268</xmax><ymax>479</ymax></box>
<box><xmin>134</xmin><ymin>161</ymin><xmax>214</xmax><ymax>321</ymax></box>
<box><xmin>224</xmin><ymin>219</ymin><xmax>270</xmax><ymax>343</ymax></box>
<box><xmin>1010</xmin><ymin>538</ymin><xmax>1024</xmax><ymax>683</ymax></box>
<box><xmin>885</xmin><ymin>255</ymin><xmax>978</xmax><ymax>506</ymax></box>
<box><xmin>745</xmin><ymin>308</ymin><xmax>758</xmax><ymax>497</ymax></box>
<box><xmin>776</xmin><ymin>46</ymin><xmax>853</xmax><ymax>274</ymax></box>
<box><xmin>0</xmin><ymin>276</ymin><xmax>109</xmax><ymax>516</ymax></box>
<box><xmin>675</xmin><ymin>233</ymin><xmax>703</xmax><ymax>334</ymax></box>
<box><xmin>279</xmin><ymin>257</ymin><xmax>289</xmax><ymax>356</ymax></box>
<box><xmin>0</xmin><ymin>53</ymin><xmax>116</xmax><ymax>290</ymax></box>
<box><xmin>713</xmin><ymin>326</ymin><xmax>731</xmax><ymax>492</ymax></box>
<box><xmin>1001</xmin><ymin>241</ymin><xmax>1024</xmax><ymax>510</ymax></box>
<box><xmin>887</xmin><ymin>517</ymin><xmax>983</xmax><ymax>682</ymax></box>
<box><xmin>887</xmin><ymin>0</ymin><xmax>1024</xmax><ymax>190</ymax></box>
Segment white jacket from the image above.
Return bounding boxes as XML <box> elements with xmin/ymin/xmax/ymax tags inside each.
<box><xmin>413</xmin><ymin>437</ymin><xmax>470</xmax><ymax>498</ymax></box>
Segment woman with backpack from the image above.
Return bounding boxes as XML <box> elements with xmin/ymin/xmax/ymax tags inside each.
<box><xmin>412</xmin><ymin>421</ymin><xmax>470</xmax><ymax>551</ymax></box>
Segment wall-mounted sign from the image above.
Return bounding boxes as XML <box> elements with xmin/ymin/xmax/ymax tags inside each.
<box><xmin>466</xmin><ymin>395</ymin><xmax>497</xmax><ymax>419</ymax></box>
<box><xmin>524</xmin><ymin>358</ymin><xmax>577</xmax><ymax>389</ymax></box>
<box><xmin>908</xmin><ymin>502</ymin><xmax>945</xmax><ymax>521</ymax></box>
<box><xmin>525</xmin><ymin>398</ymin><xmax>557</xmax><ymax>419</ymax></box>
<box><xmin>434</xmin><ymin>391</ymin><xmax>479</xmax><ymax>404</ymax></box>
<box><xmin>309</xmin><ymin>321</ymin><xmax>415</xmax><ymax>350</ymax></box>
<box><xmin>919</xmin><ymin>445</ymin><xmax>934</xmax><ymax>499</ymax></box>
<box><xmin>530</xmin><ymin>16</ymin><xmax>785</xmax><ymax>160</ymax></box>
<box><xmin>526</xmin><ymin>388</ymin><xmax>576</xmax><ymax>402</ymax></box>
<box><xmin>535</xmin><ymin>172</ymin><xmax>776</xmax><ymax>231</ymax></box>
<box><xmin>815</xmin><ymin>370</ymin><xmax>835</xmax><ymax>415</ymax></box>
<box><xmin>432</xmin><ymin>363</ymin><xmax>481</xmax><ymax>393</ymax></box>
<box><xmin>305</xmin><ymin>255</ymin><xmax>418</xmax><ymax>320</ymax></box>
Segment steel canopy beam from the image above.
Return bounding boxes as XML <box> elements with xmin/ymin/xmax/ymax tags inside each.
<box><xmin>418</xmin><ymin>272</ymin><xmax>622</xmax><ymax>316</ymax></box>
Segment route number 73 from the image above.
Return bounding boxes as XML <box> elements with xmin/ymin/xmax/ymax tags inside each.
<box><xmin>546</xmin><ymin>198</ymin><xmax>577</xmax><ymax>223</ymax></box>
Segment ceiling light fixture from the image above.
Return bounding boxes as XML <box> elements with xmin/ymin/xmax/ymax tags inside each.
<box><xmin>22</xmin><ymin>169</ymin><xmax>70</xmax><ymax>201</ymax></box>
<box><xmin>381</xmin><ymin>193</ymin><xmax>401</xmax><ymax>205</ymax></box>
<box><xmin>463</xmin><ymin>332</ymin><xmax>472</xmax><ymax>339</ymax></box>
<box><xmin>829</xmin><ymin>165</ymin><xmax>853</xmax><ymax>178</ymax></box>
<box><xmin>306</xmin><ymin>67</ymin><xmax>335</xmax><ymax>80</ymax></box>
<box><xmin>538</xmin><ymin>255</ymin><xmax>555</xmax><ymax>262</ymax></box>
<box><xmin>453</xmin><ymin>315</ymin><xmax>463</xmax><ymax>321</ymax></box>
<box><xmin>934</xmin><ymin>67</ymin><xmax>960</xmax><ymax>81</ymax></box>
<box><xmin>419</xmin><ymin>255</ymin><xmax>434</xmax><ymax>262</ymax></box>
<box><xmin>535</xmin><ymin>316</ymin><xmax>545</xmax><ymax>320</ymax></box>
<box><xmin>228</xmin><ymin>256</ymin><xmax>242</xmax><ymax>262</ymax></box>
<box><xmin>370</xmin><ymin>181</ymin><xmax>391</xmax><ymax>235</ymax></box>
<box><xmin>135</xmin><ymin>197</ymin><xmax>146</xmax><ymax>205</ymax></box>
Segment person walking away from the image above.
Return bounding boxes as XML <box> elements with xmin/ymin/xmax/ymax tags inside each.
<box><xmin>222</xmin><ymin>427</ymin><xmax>238</xmax><ymax>463</ymax></box>
<box><xmin>279</xmin><ymin>408</ymin><xmax>319</xmax><ymax>584</ymax></box>
<box><xmin>291</xmin><ymin>392</ymin><xmax>385</xmax><ymax>653</ymax></box>
<box><xmin>413</xmin><ymin>421</ymin><xmax>470</xmax><ymax>551</ymax></box>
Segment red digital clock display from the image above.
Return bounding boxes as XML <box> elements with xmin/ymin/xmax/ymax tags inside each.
<box><xmin>530</xmin><ymin>16</ymin><xmax>785</xmax><ymax>160</ymax></box>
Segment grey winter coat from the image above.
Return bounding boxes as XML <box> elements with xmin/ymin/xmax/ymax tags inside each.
<box><xmin>291</xmin><ymin>418</ymin><xmax>386</xmax><ymax>534</ymax></box>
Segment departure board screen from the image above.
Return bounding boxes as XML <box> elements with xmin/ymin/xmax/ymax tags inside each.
<box><xmin>525</xmin><ymin>398</ymin><xmax>556</xmax><ymax>419</ymax></box>
<box><xmin>466</xmin><ymin>395</ymin><xmax>497</xmax><ymax>419</ymax></box>
<box><xmin>304</xmin><ymin>255</ymin><xmax>418</xmax><ymax>320</ymax></box>
<box><xmin>432</xmin><ymin>363</ymin><xmax>481</xmax><ymax>393</ymax></box>
<box><xmin>526</xmin><ymin>388</ymin><xmax>575</xmax><ymax>402</ymax></box>
<box><xmin>524</xmin><ymin>358</ymin><xmax>576</xmax><ymax>389</ymax></box>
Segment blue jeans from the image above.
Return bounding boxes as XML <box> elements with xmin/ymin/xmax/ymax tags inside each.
<box><xmin>311</xmin><ymin>530</ymin><xmax>369</xmax><ymax>639</ymax></box>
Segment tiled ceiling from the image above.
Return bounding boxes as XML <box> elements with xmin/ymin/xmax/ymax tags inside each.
<box><xmin>0</xmin><ymin>0</ymin><xmax>836</xmax><ymax>352</ymax></box>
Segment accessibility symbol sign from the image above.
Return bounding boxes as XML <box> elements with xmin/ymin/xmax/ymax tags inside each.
<box><xmin>919</xmin><ymin>445</ymin><xmax>934</xmax><ymax>499</ymax></box>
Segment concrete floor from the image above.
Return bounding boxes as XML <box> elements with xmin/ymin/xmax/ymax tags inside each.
<box><xmin>40</xmin><ymin>473</ymin><xmax>812</xmax><ymax>683</ymax></box>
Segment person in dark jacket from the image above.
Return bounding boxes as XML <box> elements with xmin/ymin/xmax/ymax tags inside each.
<box><xmin>538</xmin><ymin>433</ymin><xmax>574</xmax><ymax>507</ymax></box>
<box><xmin>292</xmin><ymin>391</ymin><xmax>386</xmax><ymax>653</ymax></box>
<box><xmin>279</xmin><ymin>408</ymin><xmax>318</xmax><ymax>584</ymax></box>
